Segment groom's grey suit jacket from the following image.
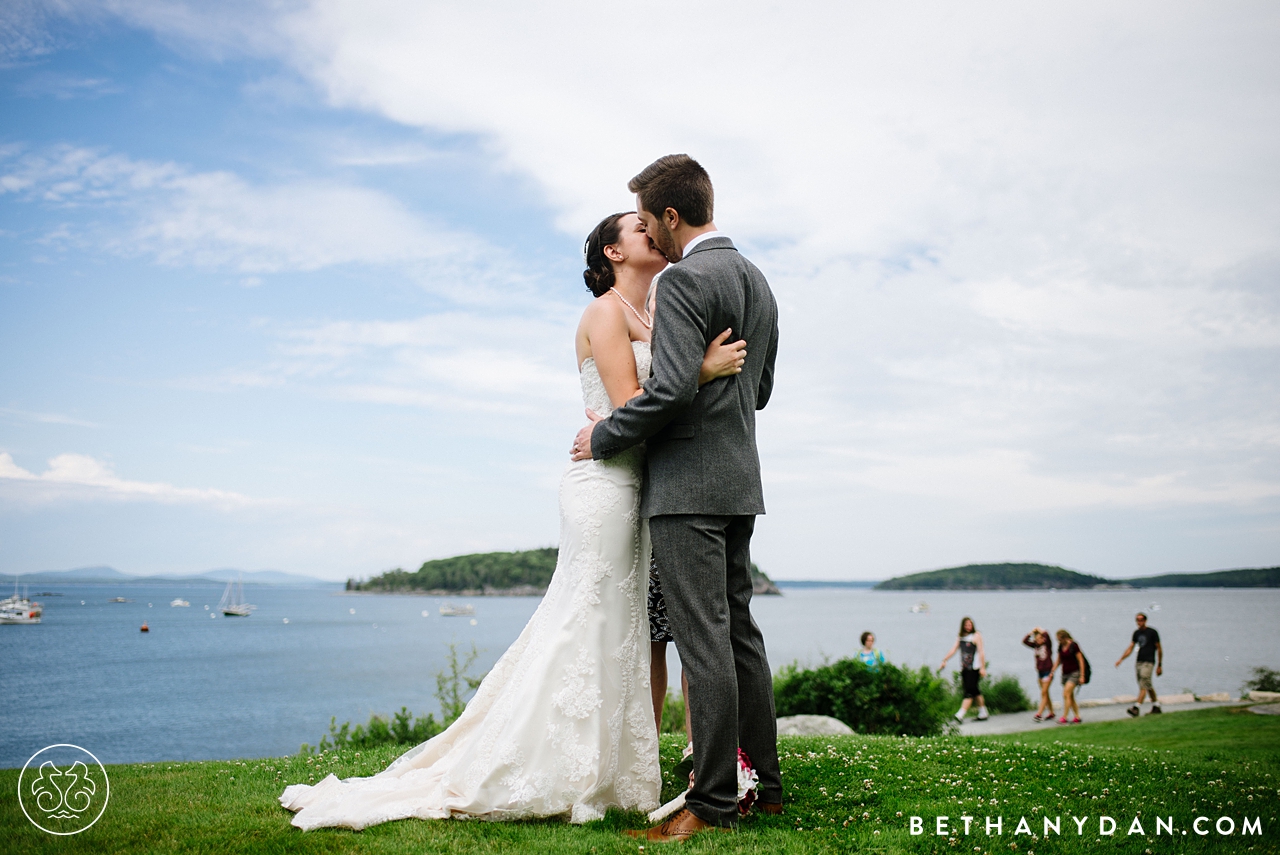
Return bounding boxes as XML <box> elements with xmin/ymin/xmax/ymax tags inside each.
<box><xmin>590</xmin><ymin>236</ymin><xmax>779</xmax><ymax>518</ymax></box>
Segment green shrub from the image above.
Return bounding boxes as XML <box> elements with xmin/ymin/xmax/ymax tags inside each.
<box><xmin>946</xmin><ymin>670</ymin><xmax>1033</xmax><ymax>714</ymax></box>
<box><xmin>302</xmin><ymin>641</ymin><xmax>485</xmax><ymax>755</ymax></box>
<box><xmin>312</xmin><ymin>707</ymin><xmax>443</xmax><ymax>753</ymax></box>
<box><xmin>659</xmin><ymin>690</ymin><xmax>687</xmax><ymax>735</ymax></box>
<box><xmin>1243</xmin><ymin>665</ymin><xmax>1280</xmax><ymax>694</ymax></box>
<box><xmin>980</xmin><ymin>672</ymin><xmax>1032</xmax><ymax>713</ymax></box>
<box><xmin>773</xmin><ymin>658</ymin><xmax>954</xmax><ymax>736</ymax></box>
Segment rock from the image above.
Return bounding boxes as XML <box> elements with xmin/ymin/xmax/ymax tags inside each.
<box><xmin>1250</xmin><ymin>703</ymin><xmax>1280</xmax><ymax>716</ymax></box>
<box><xmin>1196</xmin><ymin>692</ymin><xmax>1232</xmax><ymax>702</ymax></box>
<box><xmin>1246</xmin><ymin>690</ymin><xmax>1280</xmax><ymax>702</ymax></box>
<box><xmin>1159</xmin><ymin>693</ymin><xmax>1196</xmax><ymax>705</ymax></box>
<box><xmin>776</xmin><ymin>715</ymin><xmax>854</xmax><ymax>736</ymax></box>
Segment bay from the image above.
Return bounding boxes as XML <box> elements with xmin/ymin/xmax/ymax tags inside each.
<box><xmin>2</xmin><ymin>582</ymin><xmax>1276</xmax><ymax>768</ymax></box>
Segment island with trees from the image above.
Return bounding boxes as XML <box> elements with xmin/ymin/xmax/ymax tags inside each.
<box><xmin>874</xmin><ymin>562</ymin><xmax>1280</xmax><ymax>590</ymax></box>
<box><xmin>348</xmin><ymin>548</ymin><xmax>783</xmax><ymax>595</ymax></box>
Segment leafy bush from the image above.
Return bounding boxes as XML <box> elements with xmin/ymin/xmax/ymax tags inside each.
<box><xmin>773</xmin><ymin>658</ymin><xmax>955</xmax><ymax>736</ymax></box>
<box><xmin>660</xmin><ymin>690</ymin><xmax>686</xmax><ymax>735</ymax></box>
<box><xmin>946</xmin><ymin>670</ymin><xmax>1033</xmax><ymax>714</ymax></box>
<box><xmin>302</xmin><ymin>641</ymin><xmax>486</xmax><ymax>754</ymax></box>
<box><xmin>1243</xmin><ymin>666</ymin><xmax>1280</xmax><ymax>694</ymax></box>
<box><xmin>313</xmin><ymin>707</ymin><xmax>443</xmax><ymax>753</ymax></box>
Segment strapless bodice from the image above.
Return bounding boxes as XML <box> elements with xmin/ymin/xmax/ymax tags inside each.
<box><xmin>579</xmin><ymin>340</ymin><xmax>651</xmax><ymax>415</ymax></box>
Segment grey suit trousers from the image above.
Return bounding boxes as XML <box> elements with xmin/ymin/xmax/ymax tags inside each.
<box><xmin>649</xmin><ymin>513</ymin><xmax>782</xmax><ymax>826</ymax></box>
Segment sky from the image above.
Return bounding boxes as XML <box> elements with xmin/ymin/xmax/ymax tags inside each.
<box><xmin>1</xmin><ymin>1</ymin><xmax>1277</xmax><ymax>582</ymax></box>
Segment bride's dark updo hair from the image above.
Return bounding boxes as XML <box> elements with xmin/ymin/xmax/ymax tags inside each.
<box><xmin>582</xmin><ymin>212</ymin><xmax>632</xmax><ymax>297</ymax></box>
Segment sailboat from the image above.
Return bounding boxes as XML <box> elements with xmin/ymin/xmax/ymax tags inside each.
<box><xmin>218</xmin><ymin>574</ymin><xmax>255</xmax><ymax>617</ymax></box>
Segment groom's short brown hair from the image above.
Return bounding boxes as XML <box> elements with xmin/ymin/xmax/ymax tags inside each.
<box><xmin>628</xmin><ymin>154</ymin><xmax>714</xmax><ymax>227</ymax></box>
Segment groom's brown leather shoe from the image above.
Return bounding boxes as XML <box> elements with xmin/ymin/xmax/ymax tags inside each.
<box><xmin>756</xmin><ymin>801</ymin><xmax>784</xmax><ymax>815</ymax></box>
<box><xmin>625</xmin><ymin>808</ymin><xmax>725</xmax><ymax>842</ymax></box>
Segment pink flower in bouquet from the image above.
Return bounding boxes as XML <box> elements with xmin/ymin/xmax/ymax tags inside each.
<box><xmin>736</xmin><ymin>748</ymin><xmax>759</xmax><ymax>815</ymax></box>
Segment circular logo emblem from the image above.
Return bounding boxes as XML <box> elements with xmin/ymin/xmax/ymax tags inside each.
<box><xmin>18</xmin><ymin>744</ymin><xmax>110</xmax><ymax>835</ymax></box>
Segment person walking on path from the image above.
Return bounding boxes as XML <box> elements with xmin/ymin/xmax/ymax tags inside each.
<box><xmin>1022</xmin><ymin>627</ymin><xmax>1056</xmax><ymax>722</ymax></box>
<box><xmin>1050</xmin><ymin>629</ymin><xmax>1086</xmax><ymax>724</ymax></box>
<box><xmin>1115</xmin><ymin>612</ymin><xmax>1163</xmax><ymax>716</ymax></box>
<box><xmin>939</xmin><ymin>617</ymin><xmax>989</xmax><ymax>722</ymax></box>
<box><xmin>857</xmin><ymin>632</ymin><xmax>885</xmax><ymax>670</ymax></box>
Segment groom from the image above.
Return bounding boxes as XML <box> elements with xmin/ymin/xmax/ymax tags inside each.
<box><xmin>571</xmin><ymin>154</ymin><xmax>783</xmax><ymax>839</ymax></box>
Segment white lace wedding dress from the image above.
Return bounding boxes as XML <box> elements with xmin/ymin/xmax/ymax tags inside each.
<box><xmin>280</xmin><ymin>341</ymin><xmax>660</xmax><ymax>829</ymax></box>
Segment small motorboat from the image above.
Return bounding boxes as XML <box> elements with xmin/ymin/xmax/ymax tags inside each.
<box><xmin>140</xmin><ymin>622</ymin><xmax>149</xmax><ymax>632</ymax></box>
<box><xmin>170</xmin><ymin>598</ymin><xmax>190</xmax><ymax>607</ymax></box>
<box><xmin>439</xmin><ymin>603</ymin><xmax>476</xmax><ymax>617</ymax></box>
<box><xmin>0</xmin><ymin>581</ymin><xmax>43</xmax><ymax>622</ymax></box>
<box><xmin>108</xmin><ymin>596</ymin><xmax>133</xmax><ymax>603</ymax></box>
<box><xmin>0</xmin><ymin>581</ymin><xmax>43</xmax><ymax>624</ymax></box>
<box><xmin>909</xmin><ymin>601</ymin><xmax>930</xmax><ymax>614</ymax></box>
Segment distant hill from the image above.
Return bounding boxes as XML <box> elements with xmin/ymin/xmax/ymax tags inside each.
<box><xmin>352</xmin><ymin>548</ymin><xmax>560</xmax><ymax>594</ymax></box>
<box><xmin>350</xmin><ymin>548</ymin><xmax>782</xmax><ymax>595</ymax></box>
<box><xmin>775</xmin><ymin>580</ymin><xmax>878</xmax><ymax>589</ymax></box>
<box><xmin>0</xmin><ymin>566</ymin><xmax>333</xmax><ymax>586</ymax></box>
<box><xmin>875</xmin><ymin>563</ymin><xmax>1110</xmax><ymax>591</ymax></box>
<box><xmin>1121</xmin><ymin>566</ymin><xmax>1280</xmax><ymax>588</ymax></box>
<box><xmin>875</xmin><ymin>562</ymin><xmax>1280</xmax><ymax>590</ymax></box>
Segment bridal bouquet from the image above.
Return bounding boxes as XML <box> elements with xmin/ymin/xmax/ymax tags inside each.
<box><xmin>647</xmin><ymin>748</ymin><xmax>760</xmax><ymax>822</ymax></box>
<box><xmin>734</xmin><ymin>748</ymin><xmax>759</xmax><ymax>815</ymax></box>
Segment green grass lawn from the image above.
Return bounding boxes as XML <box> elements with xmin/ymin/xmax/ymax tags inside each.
<box><xmin>4</xmin><ymin>718</ymin><xmax>1277</xmax><ymax>854</ymax></box>
<box><xmin>990</xmin><ymin>705</ymin><xmax>1280</xmax><ymax>764</ymax></box>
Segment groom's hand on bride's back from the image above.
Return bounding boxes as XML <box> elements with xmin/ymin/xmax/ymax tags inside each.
<box><xmin>570</xmin><ymin>409</ymin><xmax>603</xmax><ymax>460</ymax></box>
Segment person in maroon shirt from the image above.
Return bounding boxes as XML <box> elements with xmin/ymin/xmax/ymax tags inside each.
<box><xmin>1022</xmin><ymin>627</ymin><xmax>1055</xmax><ymax>722</ymax></box>
<box><xmin>1049</xmin><ymin>629</ymin><xmax>1086</xmax><ymax>724</ymax></box>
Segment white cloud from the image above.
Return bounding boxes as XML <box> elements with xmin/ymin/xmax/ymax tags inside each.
<box><xmin>12</xmin><ymin>72</ymin><xmax>120</xmax><ymax>99</ymax></box>
<box><xmin>0</xmin><ymin>407</ymin><xmax>99</xmax><ymax>428</ymax></box>
<box><xmin>0</xmin><ymin>144</ymin><xmax>509</xmax><ymax>287</ymax></box>
<box><xmin>0</xmin><ymin>451</ymin><xmax>263</xmax><ymax>508</ymax></box>
<box><xmin>14</xmin><ymin>1</ymin><xmax>1280</xmax><ymax>575</ymax></box>
<box><xmin>273</xmin><ymin>312</ymin><xmax>581</xmax><ymax>417</ymax></box>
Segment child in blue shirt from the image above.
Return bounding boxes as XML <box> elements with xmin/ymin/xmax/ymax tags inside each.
<box><xmin>857</xmin><ymin>631</ymin><xmax>885</xmax><ymax>670</ymax></box>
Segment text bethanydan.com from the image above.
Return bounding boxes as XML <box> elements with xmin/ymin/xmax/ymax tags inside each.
<box><xmin>910</xmin><ymin>814</ymin><xmax>1263</xmax><ymax>839</ymax></box>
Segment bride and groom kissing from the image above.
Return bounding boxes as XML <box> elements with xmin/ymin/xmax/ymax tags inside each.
<box><xmin>281</xmin><ymin>154</ymin><xmax>783</xmax><ymax>842</ymax></box>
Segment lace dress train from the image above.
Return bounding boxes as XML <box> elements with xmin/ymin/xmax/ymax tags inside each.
<box><xmin>280</xmin><ymin>341</ymin><xmax>660</xmax><ymax>829</ymax></box>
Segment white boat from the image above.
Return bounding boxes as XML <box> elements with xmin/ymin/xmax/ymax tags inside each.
<box><xmin>909</xmin><ymin>601</ymin><xmax>930</xmax><ymax>614</ymax></box>
<box><xmin>218</xmin><ymin>575</ymin><xmax>255</xmax><ymax>617</ymax></box>
<box><xmin>439</xmin><ymin>603</ymin><xmax>475</xmax><ymax>617</ymax></box>
<box><xmin>170</xmin><ymin>598</ymin><xmax>191</xmax><ymax>607</ymax></box>
<box><xmin>0</xmin><ymin>581</ymin><xmax>43</xmax><ymax>624</ymax></box>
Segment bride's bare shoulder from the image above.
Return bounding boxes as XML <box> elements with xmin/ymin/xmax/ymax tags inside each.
<box><xmin>578</xmin><ymin>292</ymin><xmax>627</xmax><ymax>334</ymax></box>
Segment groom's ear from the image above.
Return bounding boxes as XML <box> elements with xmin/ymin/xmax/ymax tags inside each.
<box><xmin>663</xmin><ymin>207</ymin><xmax>681</xmax><ymax>230</ymax></box>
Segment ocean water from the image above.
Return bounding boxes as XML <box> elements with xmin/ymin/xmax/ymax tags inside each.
<box><xmin>2</xmin><ymin>582</ymin><xmax>1276</xmax><ymax>768</ymax></box>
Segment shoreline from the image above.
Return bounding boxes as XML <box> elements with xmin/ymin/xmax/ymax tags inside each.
<box><xmin>337</xmin><ymin>586</ymin><xmax>547</xmax><ymax>597</ymax></box>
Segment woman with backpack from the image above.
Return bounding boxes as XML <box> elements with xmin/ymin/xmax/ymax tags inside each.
<box><xmin>1050</xmin><ymin>629</ymin><xmax>1087</xmax><ymax>724</ymax></box>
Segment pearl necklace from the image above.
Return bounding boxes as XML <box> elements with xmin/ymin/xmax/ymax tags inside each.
<box><xmin>610</xmin><ymin>287</ymin><xmax>652</xmax><ymax>329</ymax></box>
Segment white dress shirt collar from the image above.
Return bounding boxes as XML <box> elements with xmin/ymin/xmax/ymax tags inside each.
<box><xmin>681</xmin><ymin>230</ymin><xmax>726</xmax><ymax>258</ymax></box>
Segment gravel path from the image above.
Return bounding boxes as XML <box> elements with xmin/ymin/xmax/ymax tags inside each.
<box><xmin>956</xmin><ymin>699</ymin><xmax>1247</xmax><ymax>736</ymax></box>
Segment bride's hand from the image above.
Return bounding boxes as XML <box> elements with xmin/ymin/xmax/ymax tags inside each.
<box><xmin>699</xmin><ymin>328</ymin><xmax>746</xmax><ymax>386</ymax></box>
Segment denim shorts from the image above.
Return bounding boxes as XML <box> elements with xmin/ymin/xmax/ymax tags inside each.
<box><xmin>1038</xmin><ymin>670</ymin><xmax>1053</xmax><ymax>681</ymax></box>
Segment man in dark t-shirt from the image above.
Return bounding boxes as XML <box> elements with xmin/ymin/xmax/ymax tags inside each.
<box><xmin>1115</xmin><ymin>612</ymin><xmax>1163</xmax><ymax>716</ymax></box>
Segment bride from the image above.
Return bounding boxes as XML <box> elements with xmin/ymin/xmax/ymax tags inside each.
<box><xmin>279</xmin><ymin>211</ymin><xmax>745</xmax><ymax>829</ymax></box>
